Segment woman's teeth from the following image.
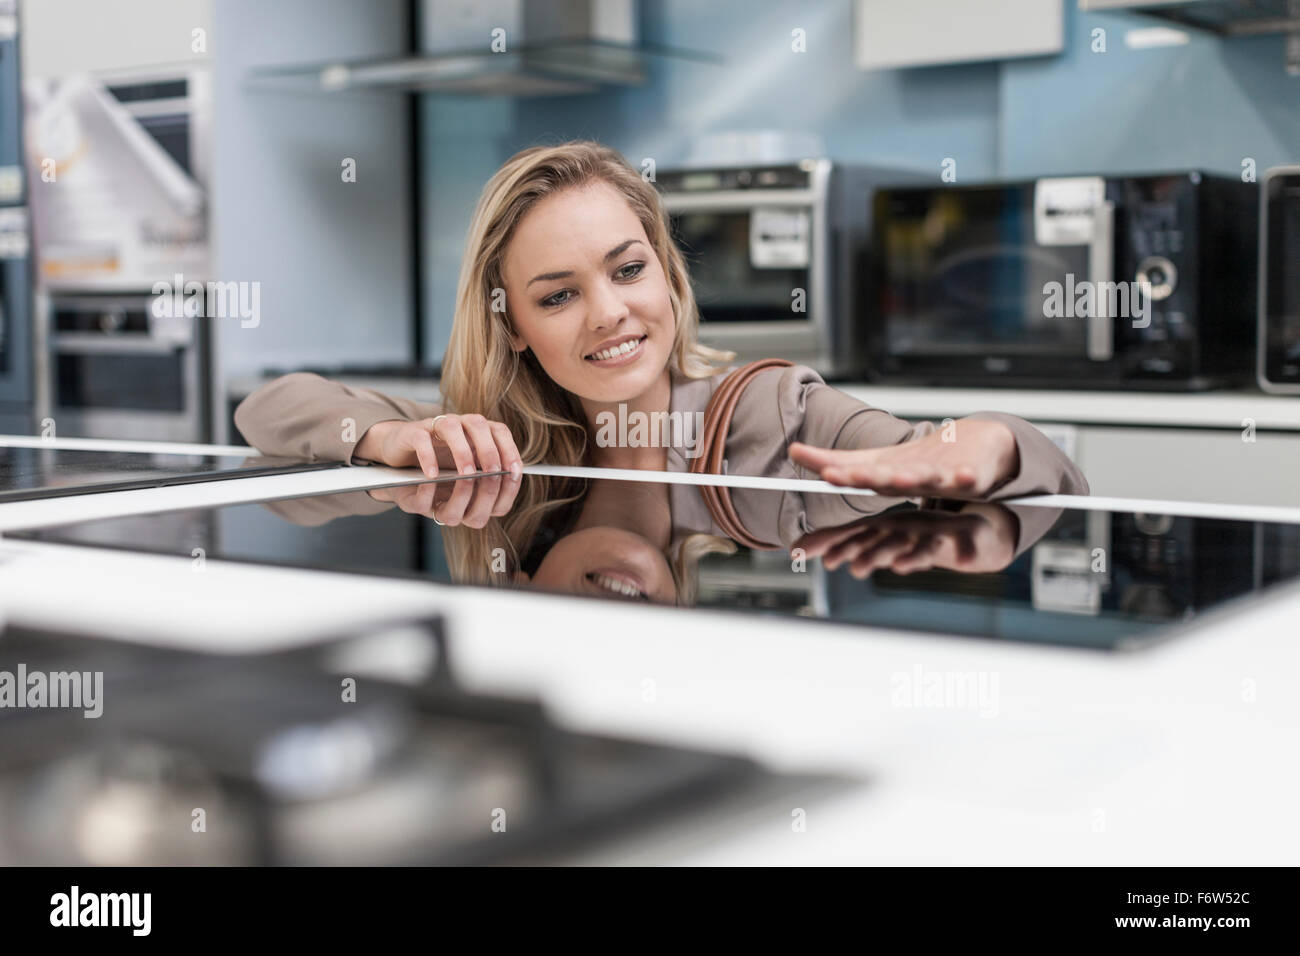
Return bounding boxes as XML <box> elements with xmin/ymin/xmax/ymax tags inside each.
<box><xmin>586</xmin><ymin>335</ymin><xmax>645</xmax><ymax>362</ymax></box>
<box><xmin>588</xmin><ymin>572</ymin><xmax>644</xmax><ymax>599</ymax></box>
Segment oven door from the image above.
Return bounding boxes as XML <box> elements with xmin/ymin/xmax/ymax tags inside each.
<box><xmin>868</xmin><ymin>178</ymin><xmax>1121</xmax><ymax>386</ymax></box>
<box><xmin>665</xmin><ymin>193</ymin><xmax>828</xmax><ymax>368</ymax></box>
<box><xmin>49</xmin><ymin>294</ymin><xmax>206</xmax><ymax>442</ymax></box>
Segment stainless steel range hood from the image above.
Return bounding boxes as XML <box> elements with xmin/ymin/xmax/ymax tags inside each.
<box><xmin>1080</xmin><ymin>0</ymin><xmax>1300</xmax><ymax>73</ymax></box>
<box><xmin>249</xmin><ymin>0</ymin><xmax>721</xmax><ymax>96</ymax></box>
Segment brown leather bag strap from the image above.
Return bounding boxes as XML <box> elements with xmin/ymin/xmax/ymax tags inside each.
<box><xmin>690</xmin><ymin>359</ymin><xmax>793</xmax><ymax>550</ymax></box>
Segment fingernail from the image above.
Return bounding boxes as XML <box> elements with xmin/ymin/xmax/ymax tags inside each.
<box><xmin>461</xmin><ymin>465</ymin><xmax>474</xmax><ymax>475</ymax></box>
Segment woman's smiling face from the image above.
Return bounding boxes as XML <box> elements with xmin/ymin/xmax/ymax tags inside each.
<box><xmin>500</xmin><ymin>180</ymin><xmax>676</xmax><ymax>404</ymax></box>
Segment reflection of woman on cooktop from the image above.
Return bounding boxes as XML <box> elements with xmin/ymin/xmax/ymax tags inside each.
<box><xmin>236</xmin><ymin>140</ymin><xmax>1088</xmax><ymax>581</ymax></box>
<box><xmin>386</xmin><ymin>475</ymin><xmax>1060</xmax><ymax>604</ymax></box>
<box><xmin>260</xmin><ymin>472</ymin><xmax>1060</xmax><ymax>606</ymax></box>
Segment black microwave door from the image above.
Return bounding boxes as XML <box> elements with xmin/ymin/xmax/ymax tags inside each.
<box><xmin>869</xmin><ymin>186</ymin><xmax>1119</xmax><ymax>386</ymax></box>
<box><xmin>669</xmin><ymin>209</ymin><xmax>809</xmax><ymax>324</ymax></box>
<box><xmin>1263</xmin><ymin>174</ymin><xmax>1300</xmax><ymax>387</ymax></box>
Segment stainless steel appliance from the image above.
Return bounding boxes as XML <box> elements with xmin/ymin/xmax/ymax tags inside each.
<box><xmin>1079</xmin><ymin>0</ymin><xmax>1300</xmax><ymax>75</ymax></box>
<box><xmin>658</xmin><ymin>160</ymin><xmax>913</xmax><ymax>377</ymax></box>
<box><xmin>0</xmin><ymin>0</ymin><xmax>31</xmax><ymax>434</ymax></box>
<box><xmin>1259</xmin><ymin>165</ymin><xmax>1300</xmax><ymax>393</ymax></box>
<box><xmin>867</xmin><ymin>172</ymin><xmax>1258</xmax><ymax>389</ymax></box>
<box><xmin>47</xmin><ymin>292</ymin><xmax>208</xmax><ymax>442</ymax></box>
<box><xmin>24</xmin><ymin>64</ymin><xmax>212</xmax><ymax>440</ymax></box>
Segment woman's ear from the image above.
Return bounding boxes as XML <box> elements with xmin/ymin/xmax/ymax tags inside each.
<box><xmin>503</xmin><ymin>315</ymin><xmax>528</xmax><ymax>352</ymax></box>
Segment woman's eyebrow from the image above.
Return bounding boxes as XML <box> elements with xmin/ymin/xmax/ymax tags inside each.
<box><xmin>525</xmin><ymin>239</ymin><xmax>644</xmax><ymax>287</ymax></box>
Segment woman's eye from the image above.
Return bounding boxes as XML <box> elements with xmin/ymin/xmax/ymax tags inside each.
<box><xmin>615</xmin><ymin>261</ymin><xmax>644</xmax><ymax>280</ymax></box>
<box><xmin>540</xmin><ymin>289</ymin><xmax>574</xmax><ymax>308</ymax></box>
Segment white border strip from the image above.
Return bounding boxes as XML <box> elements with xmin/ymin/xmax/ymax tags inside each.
<box><xmin>0</xmin><ymin>435</ymin><xmax>257</xmax><ymax>457</ymax></box>
<box><xmin>998</xmin><ymin>493</ymin><xmax>1300</xmax><ymax>525</ymax></box>
<box><xmin>3</xmin><ymin>442</ymin><xmax>1298</xmax><ymax>530</ymax></box>
<box><xmin>523</xmin><ymin>463</ymin><xmax>1300</xmax><ymax>524</ymax></box>
<box><xmin>521</xmin><ymin>462</ymin><xmax>880</xmax><ymax>496</ymax></box>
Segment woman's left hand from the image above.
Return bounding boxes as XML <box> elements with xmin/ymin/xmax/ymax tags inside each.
<box><xmin>789</xmin><ymin>419</ymin><xmax>1019</xmax><ymax>499</ymax></box>
<box><xmin>367</xmin><ymin>472</ymin><xmax>522</xmax><ymax>528</ymax></box>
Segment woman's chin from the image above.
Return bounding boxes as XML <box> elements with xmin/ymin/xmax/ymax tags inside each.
<box><xmin>570</xmin><ymin>356</ymin><xmax>668</xmax><ymax>404</ymax></box>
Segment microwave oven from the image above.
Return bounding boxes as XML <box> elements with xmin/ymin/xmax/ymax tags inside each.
<box><xmin>866</xmin><ymin>172</ymin><xmax>1258</xmax><ymax>389</ymax></box>
<box><xmin>1259</xmin><ymin>165</ymin><xmax>1300</xmax><ymax>394</ymax></box>
<box><xmin>658</xmin><ymin>160</ymin><xmax>915</xmax><ymax>378</ymax></box>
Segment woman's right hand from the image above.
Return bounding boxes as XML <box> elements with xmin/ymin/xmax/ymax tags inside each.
<box><xmin>354</xmin><ymin>414</ymin><xmax>522</xmax><ymax>478</ymax></box>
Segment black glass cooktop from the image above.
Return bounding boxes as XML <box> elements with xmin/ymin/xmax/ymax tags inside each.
<box><xmin>0</xmin><ymin>446</ymin><xmax>341</xmax><ymax>502</ymax></box>
<box><xmin>15</xmin><ymin>472</ymin><xmax>1300</xmax><ymax>651</ymax></box>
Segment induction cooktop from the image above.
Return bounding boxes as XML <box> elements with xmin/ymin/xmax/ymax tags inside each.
<box><xmin>0</xmin><ymin>445</ymin><xmax>340</xmax><ymax>502</ymax></box>
<box><xmin>14</xmin><ymin>472</ymin><xmax>1300</xmax><ymax>651</ymax></box>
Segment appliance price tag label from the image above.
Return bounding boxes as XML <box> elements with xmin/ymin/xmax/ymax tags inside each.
<box><xmin>0</xmin><ymin>207</ymin><xmax>29</xmax><ymax>259</ymax></box>
<box><xmin>1034</xmin><ymin>176</ymin><xmax>1106</xmax><ymax>246</ymax></box>
<box><xmin>750</xmin><ymin>207</ymin><xmax>810</xmax><ymax>269</ymax></box>
<box><xmin>1031</xmin><ymin>543</ymin><xmax>1101</xmax><ymax>615</ymax></box>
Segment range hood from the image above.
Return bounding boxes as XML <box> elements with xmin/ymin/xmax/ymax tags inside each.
<box><xmin>249</xmin><ymin>0</ymin><xmax>721</xmax><ymax>96</ymax></box>
<box><xmin>1080</xmin><ymin>0</ymin><xmax>1300</xmax><ymax>73</ymax></box>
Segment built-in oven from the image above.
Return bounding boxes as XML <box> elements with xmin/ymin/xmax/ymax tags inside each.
<box><xmin>1259</xmin><ymin>165</ymin><xmax>1300</xmax><ymax>394</ymax></box>
<box><xmin>24</xmin><ymin>64</ymin><xmax>212</xmax><ymax>440</ymax></box>
<box><xmin>47</xmin><ymin>293</ymin><xmax>207</xmax><ymax>442</ymax></box>
<box><xmin>867</xmin><ymin>173</ymin><xmax>1258</xmax><ymax>390</ymax></box>
<box><xmin>658</xmin><ymin>160</ymin><xmax>912</xmax><ymax>378</ymax></box>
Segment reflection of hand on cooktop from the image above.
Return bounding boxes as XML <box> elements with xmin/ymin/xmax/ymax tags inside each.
<box><xmin>794</xmin><ymin>503</ymin><xmax>1021</xmax><ymax>579</ymax></box>
<box><xmin>366</xmin><ymin>470</ymin><xmax>522</xmax><ymax>527</ymax></box>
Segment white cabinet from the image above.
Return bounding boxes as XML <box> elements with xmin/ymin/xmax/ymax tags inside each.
<box><xmin>20</xmin><ymin>0</ymin><xmax>211</xmax><ymax>78</ymax></box>
<box><xmin>854</xmin><ymin>0</ymin><xmax>1065</xmax><ymax>70</ymax></box>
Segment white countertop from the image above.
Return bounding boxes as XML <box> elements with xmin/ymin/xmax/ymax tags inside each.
<box><xmin>2</xmin><ymin>436</ymin><xmax>1298</xmax><ymax>864</ymax></box>
<box><xmin>838</xmin><ymin>385</ymin><xmax>1300</xmax><ymax>431</ymax></box>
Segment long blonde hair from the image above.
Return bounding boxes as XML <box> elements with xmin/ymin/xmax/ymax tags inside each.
<box><xmin>439</xmin><ymin>141</ymin><xmax>732</xmax><ymax>584</ymax></box>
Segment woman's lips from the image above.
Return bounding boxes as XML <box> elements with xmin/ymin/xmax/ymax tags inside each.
<box><xmin>585</xmin><ymin>567</ymin><xmax>648</xmax><ymax>600</ymax></box>
<box><xmin>584</xmin><ymin>334</ymin><xmax>646</xmax><ymax>368</ymax></box>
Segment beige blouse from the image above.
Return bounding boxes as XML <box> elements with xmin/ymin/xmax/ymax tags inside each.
<box><xmin>234</xmin><ymin>364</ymin><xmax>1089</xmax><ymax>553</ymax></box>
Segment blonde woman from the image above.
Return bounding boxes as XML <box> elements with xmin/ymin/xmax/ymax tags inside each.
<box><xmin>236</xmin><ymin>141</ymin><xmax>1087</xmax><ymax>580</ymax></box>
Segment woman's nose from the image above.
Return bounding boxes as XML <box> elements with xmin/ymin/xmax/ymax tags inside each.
<box><xmin>586</xmin><ymin>280</ymin><xmax>630</xmax><ymax>330</ymax></box>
